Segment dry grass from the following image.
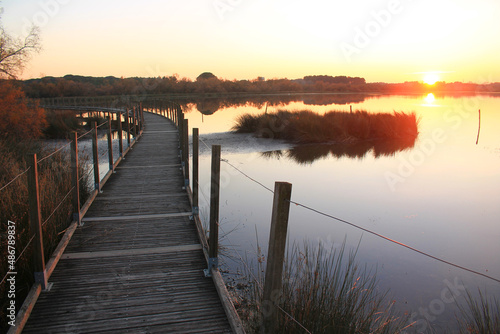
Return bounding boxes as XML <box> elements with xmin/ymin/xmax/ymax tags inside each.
<box><xmin>234</xmin><ymin>240</ymin><xmax>411</xmax><ymax>333</ymax></box>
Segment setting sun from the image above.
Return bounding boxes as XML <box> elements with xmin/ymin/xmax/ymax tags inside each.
<box><xmin>423</xmin><ymin>73</ymin><xmax>440</xmax><ymax>85</ymax></box>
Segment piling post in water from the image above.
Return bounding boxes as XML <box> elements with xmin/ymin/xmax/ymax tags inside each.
<box><xmin>205</xmin><ymin>145</ymin><xmax>221</xmax><ymax>277</ymax></box>
<box><xmin>92</xmin><ymin>122</ymin><xmax>100</xmax><ymax>191</ymax></box>
<box><xmin>70</xmin><ymin>132</ymin><xmax>81</xmax><ymax>226</ymax></box>
<box><xmin>262</xmin><ymin>181</ymin><xmax>293</xmax><ymax>333</ymax></box>
<box><xmin>192</xmin><ymin>128</ymin><xmax>199</xmax><ymax>215</ymax></box>
<box><xmin>27</xmin><ymin>153</ymin><xmax>49</xmax><ymax>290</ymax></box>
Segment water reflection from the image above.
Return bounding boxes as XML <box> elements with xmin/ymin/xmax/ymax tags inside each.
<box><xmin>263</xmin><ymin>137</ymin><xmax>417</xmax><ymax>164</ymax></box>
<box><xmin>185</xmin><ymin>93</ymin><xmax>374</xmax><ymax>115</ymax></box>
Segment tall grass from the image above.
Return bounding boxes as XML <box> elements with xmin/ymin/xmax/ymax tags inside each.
<box><xmin>232</xmin><ymin>109</ymin><xmax>419</xmax><ymax>144</ymax></box>
<box><xmin>235</xmin><ymin>240</ymin><xmax>411</xmax><ymax>333</ymax></box>
<box><xmin>0</xmin><ymin>139</ymin><xmax>91</xmax><ymax>333</ymax></box>
<box><xmin>457</xmin><ymin>289</ymin><xmax>500</xmax><ymax>334</ymax></box>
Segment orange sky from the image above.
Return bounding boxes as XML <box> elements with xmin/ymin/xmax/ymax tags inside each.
<box><xmin>2</xmin><ymin>0</ymin><xmax>499</xmax><ymax>83</ymax></box>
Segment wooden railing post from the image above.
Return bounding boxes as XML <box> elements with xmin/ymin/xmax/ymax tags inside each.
<box><xmin>140</xmin><ymin>103</ymin><xmax>144</xmax><ymax>131</ymax></box>
<box><xmin>262</xmin><ymin>181</ymin><xmax>292</xmax><ymax>333</ymax></box>
<box><xmin>27</xmin><ymin>154</ymin><xmax>49</xmax><ymax>290</ymax></box>
<box><xmin>107</xmin><ymin>114</ymin><xmax>114</xmax><ymax>172</ymax></box>
<box><xmin>117</xmin><ymin>110</ymin><xmax>123</xmax><ymax>157</ymax></box>
<box><xmin>132</xmin><ymin>106</ymin><xmax>137</xmax><ymax>137</ymax></box>
<box><xmin>137</xmin><ymin>105</ymin><xmax>142</xmax><ymax>133</ymax></box>
<box><xmin>92</xmin><ymin>122</ymin><xmax>100</xmax><ymax>191</ymax></box>
<box><xmin>70</xmin><ymin>132</ymin><xmax>81</xmax><ymax>226</ymax></box>
<box><xmin>183</xmin><ymin>119</ymin><xmax>189</xmax><ymax>188</ymax></box>
<box><xmin>192</xmin><ymin>128</ymin><xmax>199</xmax><ymax>215</ymax></box>
<box><xmin>126</xmin><ymin>108</ymin><xmax>131</xmax><ymax>147</ymax></box>
<box><xmin>205</xmin><ymin>145</ymin><xmax>221</xmax><ymax>277</ymax></box>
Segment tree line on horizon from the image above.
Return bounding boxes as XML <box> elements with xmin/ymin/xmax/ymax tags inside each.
<box><xmin>14</xmin><ymin>73</ymin><xmax>500</xmax><ymax>99</ymax></box>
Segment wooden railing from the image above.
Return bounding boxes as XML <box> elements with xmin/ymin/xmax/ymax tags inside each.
<box><xmin>4</xmin><ymin>103</ymin><xmax>150</xmax><ymax>332</ymax></box>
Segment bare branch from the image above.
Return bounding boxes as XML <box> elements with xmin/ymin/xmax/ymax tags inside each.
<box><xmin>0</xmin><ymin>23</ymin><xmax>41</xmax><ymax>79</ymax></box>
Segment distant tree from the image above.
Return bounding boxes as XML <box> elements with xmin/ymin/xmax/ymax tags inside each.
<box><xmin>0</xmin><ymin>81</ymin><xmax>47</xmax><ymax>138</ymax></box>
<box><xmin>0</xmin><ymin>14</ymin><xmax>41</xmax><ymax>79</ymax></box>
<box><xmin>196</xmin><ymin>72</ymin><xmax>217</xmax><ymax>81</ymax></box>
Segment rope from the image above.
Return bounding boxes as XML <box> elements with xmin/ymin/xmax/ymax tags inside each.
<box><xmin>220</xmin><ymin>156</ymin><xmax>500</xmax><ymax>285</ymax></box>
<box><xmin>96</xmin><ymin>120</ymin><xmax>109</xmax><ymax>129</ymax></box>
<box><xmin>0</xmin><ymin>234</ymin><xmax>35</xmax><ymax>286</ymax></box>
<box><xmin>78</xmin><ymin>128</ymin><xmax>94</xmax><ymax>140</ymax></box>
<box><xmin>222</xmin><ymin>159</ymin><xmax>274</xmax><ymax>193</ymax></box>
<box><xmin>0</xmin><ymin>167</ymin><xmax>30</xmax><ymax>192</ymax></box>
<box><xmin>42</xmin><ymin>186</ymin><xmax>75</xmax><ymax>227</ymax></box>
<box><xmin>37</xmin><ymin>141</ymin><xmax>71</xmax><ymax>164</ymax></box>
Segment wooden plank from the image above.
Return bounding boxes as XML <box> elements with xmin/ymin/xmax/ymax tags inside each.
<box><xmin>82</xmin><ymin>212</ymin><xmax>192</xmax><ymax>222</ymax></box>
<box><xmin>62</xmin><ymin>244</ymin><xmax>202</xmax><ymax>259</ymax></box>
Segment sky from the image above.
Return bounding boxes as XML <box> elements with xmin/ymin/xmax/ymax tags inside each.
<box><xmin>1</xmin><ymin>0</ymin><xmax>500</xmax><ymax>83</ymax></box>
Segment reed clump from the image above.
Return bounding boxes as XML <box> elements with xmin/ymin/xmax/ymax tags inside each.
<box><xmin>235</xmin><ymin>241</ymin><xmax>411</xmax><ymax>333</ymax></box>
<box><xmin>457</xmin><ymin>289</ymin><xmax>500</xmax><ymax>334</ymax></box>
<box><xmin>232</xmin><ymin>109</ymin><xmax>419</xmax><ymax>144</ymax></box>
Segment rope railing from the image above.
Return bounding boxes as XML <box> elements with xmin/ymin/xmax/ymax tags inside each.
<box><xmin>42</xmin><ymin>186</ymin><xmax>75</xmax><ymax>227</ymax></box>
<box><xmin>218</xmin><ymin>153</ymin><xmax>500</xmax><ymax>285</ymax></box>
<box><xmin>0</xmin><ymin>234</ymin><xmax>35</xmax><ymax>286</ymax></box>
<box><xmin>0</xmin><ymin>167</ymin><xmax>30</xmax><ymax>192</ymax></box>
<box><xmin>37</xmin><ymin>140</ymin><xmax>72</xmax><ymax>164</ymax></box>
<box><xmin>77</xmin><ymin>127</ymin><xmax>94</xmax><ymax>140</ymax></box>
<box><xmin>2</xmin><ymin>102</ymin><xmax>145</xmax><ymax>329</ymax></box>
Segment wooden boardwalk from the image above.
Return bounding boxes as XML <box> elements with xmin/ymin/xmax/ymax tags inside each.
<box><xmin>23</xmin><ymin>112</ymin><xmax>234</xmax><ymax>333</ymax></box>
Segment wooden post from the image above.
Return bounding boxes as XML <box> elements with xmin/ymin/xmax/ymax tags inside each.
<box><xmin>107</xmin><ymin>114</ymin><xmax>114</xmax><ymax>171</ymax></box>
<box><xmin>178</xmin><ymin>112</ymin><xmax>184</xmax><ymax>161</ymax></box>
<box><xmin>117</xmin><ymin>110</ymin><xmax>123</xmax><ymax>157</ymax></box>
<box><xmin>92</xmin><ymin>122</ymin><xmax>100</xmax><ymax>191</ymax></box>
<box><xmin>137</xmin><ymin>106</ymin><xmax>142</xmax><ymax>133</ymax></box>
<box><xmin>27</xmin><ymin>154</ymin><xmax>48</xmax><ymax>290</ymax></box>
<box><xmin>126</xmin><ymin>109</ymin><xmax>131</xmax><ymax>147</ymax></box>
<box><xmin>192</xmin><ymin>128</ymin><xmax>199</xmax><ymax>215</ymax></box>
<box><xmin>183</xmin><ymin>119</ymin><xmax>189</xmax><ymax>188</ymax></box>
<box><xmin>132</xmin><ymin>106</ymin><xmax>137</xmax><ymax>137</ymax></box>
<box><xmin>70</xmin><ymin>133</ymin><xmax>81</xmax><ymax>225</ymax></box>
<box><xmin>140</xmin><ymin>103</ymin><xmax>144</xmax><ymax>131</ymax></box>
<box><xmin>262</xmin><ymin>182</ymin><xmax>293</xmax><ymax>333</ymax></box>
<box><xmin>205</xmin><ymin>145</ymin><xmax>221</xmax><ymax>277</ymax></box>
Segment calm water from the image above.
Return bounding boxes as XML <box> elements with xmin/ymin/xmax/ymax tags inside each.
<box><xmin>182</xmin><ymin>93</ymin><xmax>500</xmax><ymax>332</ymax></box>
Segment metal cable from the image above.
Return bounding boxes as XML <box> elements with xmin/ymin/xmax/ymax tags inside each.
<box><xmin>37</xmin><ymin>141</ymin><xmax>71</xmax><ymax>164</ymax></box>
<box><xmin>78</xmin><ymin>128</ymin><xmax>94</xmax><ymax>140</ymax></box>
<box><xmin>0</xmin><ymin>234</ymin><xmax>35</xmax><ymax>286</ymax></box>
<box><xmin>0</xmin><ymin>167</ymin><xmax>30</xmax><ymax>192</ymax></box>
<box><xmin>220</xmin><ymin>156</ymin><xmax>500</xmax><ymax>285</ymax></box>
<box><xmin>42</xmin><ymin>186</ymin><xmax>75</xmax><ymax>227</ymax></box>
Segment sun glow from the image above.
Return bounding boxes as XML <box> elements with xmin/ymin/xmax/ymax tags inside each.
<box><xmin>423</xmin><ymin>73</ymin><xmax>440</xmax><ymax>85</ymax></box>
<box><xmin>424</xmin><ymin>93</ymin><xmax>436</xmax><ymax>105</ymax></box>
